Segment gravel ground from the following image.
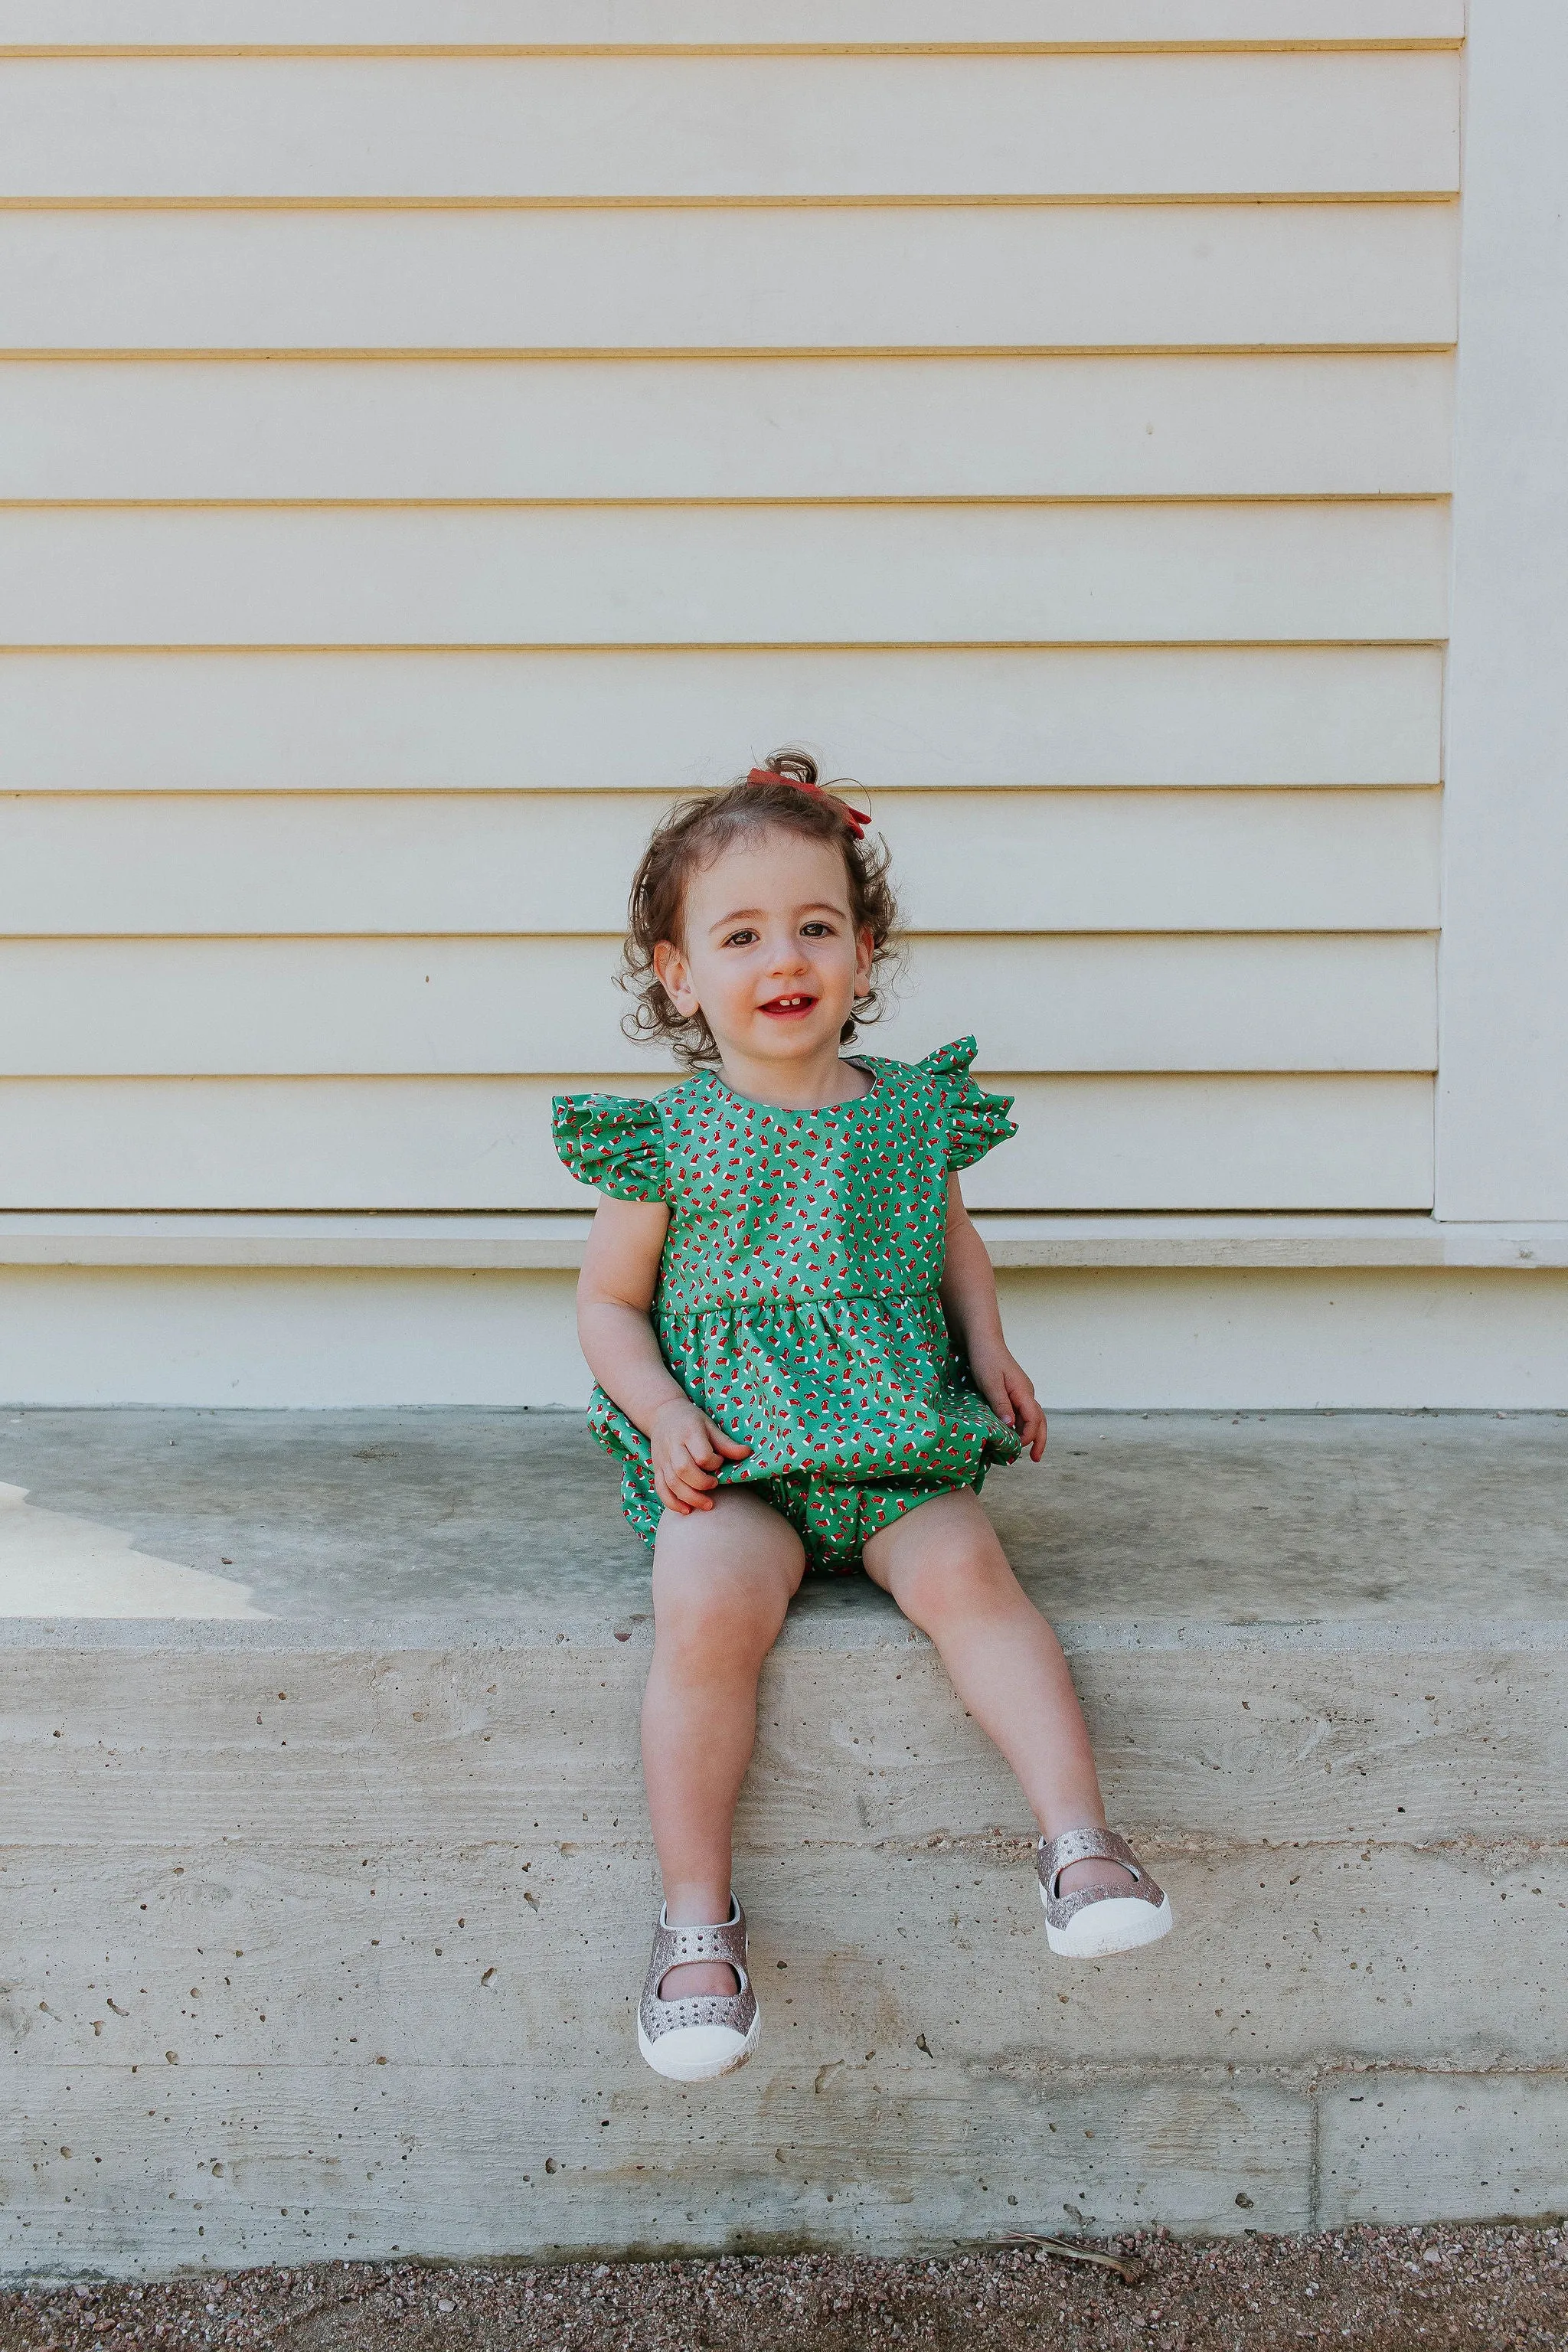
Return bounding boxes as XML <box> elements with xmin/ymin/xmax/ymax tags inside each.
<box><xmin>2</xmin><ymin>2226</ymin><xmax>1566</xmax><ymax>2351</ymax></box>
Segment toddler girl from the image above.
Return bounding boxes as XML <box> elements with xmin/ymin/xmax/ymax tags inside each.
<box><xmin>554</xmin><ymin>751</ymin><xmax>1172</xmax><ymax>2083</ymax></box>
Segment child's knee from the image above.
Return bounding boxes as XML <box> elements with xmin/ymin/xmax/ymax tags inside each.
<box><xmin>651</xmin><ymin>1545</ymin><xmax>794</xmax><ymax>1664</ymax></box>
<box><xmin>896</xmin><ymin>1527</ymin><xmax>1021</xmax><ymax>1632</ymax></box>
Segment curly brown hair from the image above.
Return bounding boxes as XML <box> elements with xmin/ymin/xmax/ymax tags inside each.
<box><xmin>619</xmin><ymin>749</ymin><xmax>901</xmax><ymax>1067</ymax></box>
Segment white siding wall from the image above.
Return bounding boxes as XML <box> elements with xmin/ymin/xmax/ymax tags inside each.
<box><xmin>14</xmin><ymin>0</ymin><xmax>1550</xmax><ymax>1410</ymax></box>
<box><xmin>0</xmin><ymin>7</ymin><xmax>1456</xmax><ymax>1217</ymax></box>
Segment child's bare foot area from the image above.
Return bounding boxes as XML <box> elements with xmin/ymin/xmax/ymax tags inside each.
<box><xmin>1056</xmin><ymin>1857</ymin><xmax>1141</xmax><ymax>1900</ymax></box>
<box><xmin>657</xmin><ymin>1959</ymin><xmax>741</xmax><ymax>2001</ymax></box>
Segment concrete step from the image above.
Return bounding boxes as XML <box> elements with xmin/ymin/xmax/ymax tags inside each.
<box><xmin>0</xmin><ymin>1410</ymin><xmax>1564</xmax><ymax>2273</ymax></box>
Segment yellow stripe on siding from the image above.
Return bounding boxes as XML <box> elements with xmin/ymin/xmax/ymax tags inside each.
<box><xmin>0</xmin><ymin>193</ymin><xmax>1463</xmax><ymax>211</ymax></box>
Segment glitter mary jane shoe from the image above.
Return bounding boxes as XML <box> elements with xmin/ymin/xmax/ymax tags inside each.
<box><xmin>637</xmin><ymin>1896</ymin><xmax>760</xmax><ymax>2082</ymax></box>
<box><xmin>1037</xmin><ymin>1827</ymin><xmax>1174</xmax><ymax>1958</ymax></box>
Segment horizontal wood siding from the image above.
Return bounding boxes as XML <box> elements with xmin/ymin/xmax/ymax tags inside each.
<box><xmin>0</xmin><ymin>936</ymin><xmax>1437</xmax><ymax>1075</ymax></box>
<box><xmin>0</xmin><ymin>206</ymin><xmax>1459</xmax><ymax>351</ymax></box>
<box><xmin>0</xmin><ymin>1077</ymin><xmax>1435</xmax><ymax>1214</ymax></box>
<box><xmin>0</xmin><ymin>791</ymin><xmax>1442</xmax><ymax>934</ymax></box>
<box><xmin>0</xmin><ymin>356</ymin><xmax>1455</xmax><ymax>499</ymax></box>
<box><xmin>0</xmin><ymin>648</ymin><xmax>1445</xmax><ymax>791</ymax></box>
<box><xmin>0</xmin><ymin>55</ymin><xmax>1459</xmax><ymax>199</ymax></box>
<box><xmin>0</xmin><ymin>504</ymin><xmax>1452</xmax><ymax>645</ymax></box>
<box><xmin>2</xmin><ymin>19</ymin><xmax>1453</xmax><ymax>1218</ymax></box>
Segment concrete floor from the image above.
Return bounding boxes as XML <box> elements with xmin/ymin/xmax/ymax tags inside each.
<box><xmin>2</xmin><ymin>1406</ymin><xmax>1566</xmax><ymax>1624</ymax></box>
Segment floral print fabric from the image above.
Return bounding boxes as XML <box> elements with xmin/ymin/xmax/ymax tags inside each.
<box><xmin>552</xmin><ymin>1037</ymin><xmax>1024</xmax><ymax>1570</ymax></box>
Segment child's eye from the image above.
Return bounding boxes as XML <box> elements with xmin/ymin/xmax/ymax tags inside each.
<box><xmin>799</xmin><ymin>921</ymin><xmax>835</xmax><ymax>937</ymax></box>
<box><xmin>721</xmin><ymin>928</ymin><xmax>758</xmax><ymax>949</ymax></box>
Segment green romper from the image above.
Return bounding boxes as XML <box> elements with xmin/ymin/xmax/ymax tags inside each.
<box><xmin>552</xmin><ymin>1037</ymin><xmax>1024</xmax><ymax>1573</ymax></box>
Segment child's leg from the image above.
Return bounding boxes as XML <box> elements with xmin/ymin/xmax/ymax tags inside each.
<box><xmin>642</xmin><ymin>1487</ymin><xmax>806</xmax><ymax>1997</ymax></box>
<box><xmin>862</xmin><ymin>1488</ymin><xmax>1135</xmax><ymax>1900</ymax></box>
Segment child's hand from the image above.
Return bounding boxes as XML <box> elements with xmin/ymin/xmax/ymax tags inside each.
<box><xmin>969</xmin><ymin>1344</ymin><xmax>1048</xmax><ymax>1462</ymax></box>
<box><xmin>649</xmin><ymin>1399</ymin><xmax>752</xmax><ymax>1514</ymax></box>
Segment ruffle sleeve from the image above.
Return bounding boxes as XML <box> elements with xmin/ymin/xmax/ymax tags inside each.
<box><xmin>551</xmin><ymin>1093</ymin><xmax>667</xmax><ymax>1203</ymax></box>
<box><xmin>917</xmin><ymin>1037</ymin><xmax>1018</xmax><ymax>1174</ymax></box>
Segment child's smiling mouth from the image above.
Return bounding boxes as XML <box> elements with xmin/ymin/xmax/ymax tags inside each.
<box><xmin>759</xmin><ymin>993</ymin><xmax>818</xmax><ymax>1019</ymax></box>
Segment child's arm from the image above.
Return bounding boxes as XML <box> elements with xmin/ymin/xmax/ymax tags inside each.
<box><xmin>939</xmin><ymin>1178</ymin><xmax>1047</xmax><ymax>1461</ymax></box>
<box><xmin>577</xmin><ymin>1196</ymin><xmax>751</xmax><ymax>1515</ymax></box>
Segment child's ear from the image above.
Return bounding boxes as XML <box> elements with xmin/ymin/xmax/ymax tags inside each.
<box><xmin>653</xmin><ymin>937</ymin><xmax>698</xmax><ymax>1016</ymax></box>
<box><xmin>854</xmin><ymin>925</ymin><xmax>875</xmax><ymax>998</ymax></box>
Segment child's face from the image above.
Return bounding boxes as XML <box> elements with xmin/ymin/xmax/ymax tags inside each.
<box><xmin>652</xmin><ymin>827</ymin><xmax>874</xmax><ymax>1073</ymax></box>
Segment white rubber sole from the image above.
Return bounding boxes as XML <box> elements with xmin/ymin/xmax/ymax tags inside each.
<box><xmin>1041</xmin><ymin>1890</ymin><xmax>1174</xmax><ymax>1958</ymax></box>
<box><xmin>637</xmin><ymin>2009</ymin><xmax>760</xmax><ymax>2083</ymax></box>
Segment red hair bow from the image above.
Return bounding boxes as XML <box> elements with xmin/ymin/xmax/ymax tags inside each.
<box><xmin>746</xmin><ymin>766</ymin><xmax>868</xmax><ymax>842</ymax></box>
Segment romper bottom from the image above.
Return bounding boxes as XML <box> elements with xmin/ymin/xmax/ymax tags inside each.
<box><xmin>620</xmin><ymin>1456</ymin><xmax>990</xmax><ymax>1575</ymax></box>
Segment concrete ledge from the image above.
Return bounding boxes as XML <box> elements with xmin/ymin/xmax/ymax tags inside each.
<box><xmin>0</xmin><ymin>1412</ymin><xmax>1565</xmax><ymax>2268</ymax></box>
<box><xmin>1319</xmin><ymin>2075</ymin><xmax>1568</xmax><ymax>2229</ymax></box>
<box><xmin>5</xmin><ymin>1619</ymin><xmax>1566</xmax><ymax>1850</ymax></box>
<box><xmin>2</xmin><ymin>1635</ymin><xmax>1565</xmax><ymax>2269</ymax></box>
<box><xmin>5</xmin><ymin>1213</ymin><xmax>1568</xmax><ymax>1272</ymax></box>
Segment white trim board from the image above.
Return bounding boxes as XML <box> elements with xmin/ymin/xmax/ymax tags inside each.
<box><xmin>1436</xmin><ymin>1</ymin><xmax>1568</xmax><ymax>1220</ymax></box>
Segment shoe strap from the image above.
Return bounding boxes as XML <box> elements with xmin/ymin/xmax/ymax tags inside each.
<box><xmin>1037</xmin><ymin>1826</ymin><xmax>1139</xmax><ymax>1897</ymax></box>
<box><xmin>652</xmin><ymin>1896</ymin><xmax>747</xmax><ymax>1978</ymax></box>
